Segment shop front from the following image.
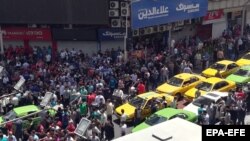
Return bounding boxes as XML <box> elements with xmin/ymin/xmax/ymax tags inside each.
<box><xmin>2</xmin><ymin>27</ymin><xmax>54</xmax><ymax>54</ymax></box>
<box><xmin>98</xmin><ymin>28</ymin><xmax>125</xmax><ymax>52</ymax></box>
<box><xmin>52</xmin><ymin>28</ymin><xmax>98</xmax><ymax>55</ymax></box>
<box><xmin>202</xmin><ymin>9</ymin><xmax>226</xmax><ymax>39</ymax></box>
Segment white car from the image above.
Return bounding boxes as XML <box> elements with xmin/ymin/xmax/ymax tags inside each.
<box><xmin>183</xmin><ymin>91</ymin><xmax>228</xmax><ymax>115</ymax></box>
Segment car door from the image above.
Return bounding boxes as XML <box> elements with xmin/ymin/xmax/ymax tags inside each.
<box><xmin>142</xmin><ymin>100</ymin><xmax>152</xmax><ymax>119</ymax></box>
<box><xmin>223</xmin><ymin>63</ymin><xmax>239</xmax><ymax>77</ymax></box>
<box><xmin>214</xmin><ymin>81</ymin><xmax>229</xmax><ymax>92</ymax></box>
<box><xmin>181</xmin><ymin>77</ymin><xmax>199</xmax><ymax>93</ymax></box>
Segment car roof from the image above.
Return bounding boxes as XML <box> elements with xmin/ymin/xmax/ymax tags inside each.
<box><xmin>203</xmin><ymin>77</ymin><xmax>224</xmax><ymax>83</ymax></box>
<box><xmin>13</xmin><ymin>105</ymin><xmax>40</xmax><ymax>116</ymax></box>
<box><xmin>240</xmin><ymin>65</ymin><xmax>250</xmax><ymax>70</ymax></box>
<box><xmin>202</xmin><ymin>91</ymin><xmax>228</xmax><ymax>101</ymax></box>
<box><xmin>174</xmin><ymin>73</ymin><xmax>200</xmax><ymax>80</ymax></box>
<box><xmin>217</xmin><ymin>60</ymin><xmax>235</xmax><ymax>65</ymax></box>
<box><xmin>155</xmin><ymin>108</ymin><xmax>195</xmax><ymax>118</ymax></box>
<box><xmin>138</xmin><ymin>92</ymin><xmax>162</xmax><ymax>100</ymax></box>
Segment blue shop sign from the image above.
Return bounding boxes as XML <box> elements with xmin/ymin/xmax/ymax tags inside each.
<box><xmin>98</xmin><ymin>28</ymin><xmax>126</xmax><ymax>41</ymax></box>
<box><xmin>131</xmin><ymin>0</ymin><xmax>208</xmax><ymax>29</ymax></box>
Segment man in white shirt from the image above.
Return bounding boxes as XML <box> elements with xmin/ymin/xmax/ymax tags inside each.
<box><xmin>94</xmin><ymin>93</ymin><xmax>105</xmax><ymax>107</ymax></box>
<box><xmin>106</xmin><ymin>99</ymin><xmax>114</xmax><ymax>120</ymax></box>
<box><xmin>120</xmin><ymin>109</ymin><xmax>127</xmax><ymax>123</ymax></box>
<box><xmin>45</xmin><ymin>53</ymin><xmax>51</xmax><ymax>64</ymax></box>
<box><xmin>161</xmin><ymin>66</ymin><xmax>169</xmax><ymax>82</ymax></box>
<box><xmin>203</xmin><ymin>111</ymin><xmax>210</xmax><ymax>125</ymax></box>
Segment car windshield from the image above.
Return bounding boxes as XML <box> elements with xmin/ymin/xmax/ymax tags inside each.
<box><xmin>4</xmin><ymin>110</ymin><xmax>17</xmax><ymax>121</ymax></box>
<box><xmin>192</xmin><ymin>96</ymin><xmax>214</xmax><ymax>107</ymax></box>
<box><xmin>234</xmin><ymin>69</ymin><xmax>250</xmax><ymax>77</ymax></box>
<box><xmin>210</xmin><ymin>63</ymin><xmax>226</xmax><ymax>71</ymax></box>
<box><xmin>195</xmin><ymin>82</ymin><xmax>212</xmax><ymax>92</ymax></box>
<box><xmin>167</xmin><ymin>77</ymin><xmax>183</xmax><ymax>87</ymax></box>
<box><xmin>129</xmin><ymin>97</ymin><xmax>146</xmax><ymax>108</ymax></box>
<box><xmin>145</xmin><ymin>114</ymin><xmax>167</xmax><ymax>126</ymax></box>
<box><xmin>242</xmin><ymin>54</ymin><xmax>250</xmax><ymax>60</ymax></box>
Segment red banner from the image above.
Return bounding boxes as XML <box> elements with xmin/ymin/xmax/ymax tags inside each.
<box><xmin>203</xmin><ymin>9</ymin><xmax>224</xmax><ymax>21</ymax></box>
<box><xmin>2</xmin><ymin>27</ymin><xmax>52</xmax><ymax>41</ymax></box>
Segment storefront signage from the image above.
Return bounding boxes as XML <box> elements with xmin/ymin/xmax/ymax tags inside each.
<box><xmin>2</xmin><ymin>27</ymin><xmax>52</xmax><ymax>40</ymax></box>
<box><xmin>131</xmin><ymin>0</ymin><xmax>208</xmax><ymax>29</ymax></box>
<box><xmin>203</xmin><ymin>9</ymin><xmax>224</xmax><ymax>21</ymax></box>
<box><xmin>98</xmin><ymin>28</ymin><xmax>125</xmax><ymax>41</ymax></box>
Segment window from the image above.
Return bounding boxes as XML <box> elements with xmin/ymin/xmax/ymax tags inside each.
<box><xmin>213</xmin><ymin>81</ymin><xmax>228</xmax><ymax>90</ymax></box>
<box><xmin>195</xmin><ymin>82</ymin><xmax>212</xmax><ymax>92</ymax></box>
<box><xmin>228</xmin><ymin>63</ymin><xmax>238</xmax><ymax>70</ymax></box>
<box><xmin>210</xmin><ymin>63</ymin><xmax>226</xmax><ymax>71</ymax></box>
<box><xmin>190</xmin><ymin>77</ymin><xmax>199</xmax><ymax>83</ymax></box>
<box><xmin>183</xmin><ymin>80</ymin><xmax>191</xmax><ymax>86</ymax></box>
<box><xmin>213</xmin><ymin>83</ymin><xmax>222</xmax><ymax>90</ymax></box>
<box><xmin>129</xmin><ymin>97</ymin><xmax>146</xmax><ymax>108</ymax></box>
<box><xmin>193</xmin><ymin>96</ymin><xmax>214</xmax><ymax>107</ymax></box>
<box><xmin>145</xmin><ymin>114</ymin><xmax>167</xmax><ymax>126</ymax></box>
<box><xmin>234</xmin><ymin>69</ymin><xmax>250</xmax><ymax>77</ymax></box>
<box><xmin>169</xmin><ymin>113</ymin><xmax>188</xmax><ymax>120</ymax></box>
<box><xmin>167</xmin><ymin>77</ymin><xmax>184</xmax><ymax>87</ymax></box>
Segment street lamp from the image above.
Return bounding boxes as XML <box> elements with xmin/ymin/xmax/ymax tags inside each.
<box><xmin>241</xmin><ymin>0</ymin><xmax>250</xmax><ymax>36</ymax></box>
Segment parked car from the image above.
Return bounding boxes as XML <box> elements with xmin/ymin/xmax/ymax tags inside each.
<box><xmin>184</xmin><ymin>77</ymin><xmax>235</xmax><ymax>101</ymax></box>
<box><xmin>115</xmin><ymin>92</ymin><xmax>174</xmax><ymax>122</ymax></box>
<box><xmin>236</xmin><ymin>52</ymin><xmax>250</xmax><ymax>66</ymax></box>
<box><xmin>201</xmin><ymin>60</ymin><xmax>239</xmax><ymax>78</ymax></box>
<box><xmin>132</xmin><ymin>108</ymin><xmax>197</xmax><ymax>132</ymax></box>
<box><xmin>184</xmin><ymin>91</ymin><xmax>228</xmax><ymax>115</ymax></box>
<box><xmin>156</xmin><ymin>73</ymin><xmax>205</xmax><ymax>99</ymax></box>
<box><xmin>0</xmin><ymin>105</ymin><xmax>56</xmax><ymax>129</ymax></box>
<box><xmin>226</xmin><ymin>65</ymin><xmax>250</xmax><ymax>84</ymax></box>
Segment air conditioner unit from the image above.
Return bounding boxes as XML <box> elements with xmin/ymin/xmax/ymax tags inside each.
<box><xmin>28</xmin><ymin>24</ymin><xmax>37</xmax><ymax>28</ymax></box>
<box><xmin>139</xmin><ymin>28</ymin><xmax>146</xmax><ymax>36</ymax></box>
<box><xmin>133</xmin><ymin>29</ymin><xmax>139</xmax><ymax>37</ymax></box>
<box><xmin>63</xmin><ymin>24</ymin><xmax>72</xmax><ymax>29</ymax></box>
<box><xmin>120</xmin><ymin>2</ymin><xmax>128</xmax><ymax>8</ymax></box>
<box><xmin>184</xmin><ymin>19</ymin><xmax>192</xmax><ymax>25</ymax></box>
<box><xmin>145</xmin><ymin>27</ymin><xmax>154</xmax><ymax>34</ymax></box>
<box><xmin>40</xmin><ymin>24</ymin><xmax>49</xmax><ymax>28</ymax></box>
<box><xmin>121</xmin><ymin>7</ymin><xmax>130</xmax><ymax>17</ymax></box>
<box><xmin>109</xmin><ymin>9</ymin><xmax>119</xmax><ymax>17</ymax></box>
<box><xmin>176</xmin><ymin>21</ymin><xmax>184</xmax><ymax>26</ymax></box>
<box><xmin>153</xmin><ymin>26</ymin><xmax>158</xmax><ymax>33</ymax></box>
<box><xmin>121</xmin><ymin>19</ymin><xmax>130</xmax><ymax>28</ymax></box>
<box><xmin>110</xmin><ymin>1</ymin><xmax>119</xmax><ymax>9</ymax></box>
<box><xmin>111</xmin><ymin>19</ymin><xmax>121</xmax><ymax>27</ymax></box>
<box><xmin>158</xmin><ymin>25</ymin><xmax>166</xmax><ymax>32</ymax></box>
<box><xmin>166</xmin><ymin>24</ymin><xmax>172</xmax><ymax>30</ymax></box>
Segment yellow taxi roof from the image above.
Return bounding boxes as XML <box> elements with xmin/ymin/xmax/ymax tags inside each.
<box><xmin>202</xmin><ymin>77</ymin><xmax>224</xmax><ymax>83</ymax></box>
<box><xmin>138</xmin><ymin>92</ymin><xmax>163</xmax><ymax>100</ymax></box>
<box><xmin>174</xmin><ymin>73</ymin><xmax>201</xmax><ymax>80</ymax></box>
<box><xmin>216</xmin><ymin>60</ymin><xmax>235</xmax><ymax>65</ymax></box>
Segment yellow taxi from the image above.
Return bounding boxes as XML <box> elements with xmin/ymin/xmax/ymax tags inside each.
<box><xmin>184</xmin><ymin>77</ymin><xmax>236</xmax><ymax>101</ymax></box>
<box><xmin>236</xmin><ymin>52</ymin><xmax>250</xmax><ymax>66</ymax></box>
<box><xmin>201</xmin><ymin>60</ymin><xmax>239</xmax><ymax>78</ymax></box>
<box><xmin>156</xmin><ymin>73</ymin><xmax>205</xmax><ymax>99</ymax></box>
<box><xmin>115</xmin><ymin>92</ymin><xmax>174</xmax><ymax>122</ymax></box>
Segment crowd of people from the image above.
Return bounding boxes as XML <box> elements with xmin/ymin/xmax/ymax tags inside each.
<box><xmin>0</xmin><ymin>24</ymin><xmax>249</xmax><ymax>141</ymax></box>
<box><xmin>198</xmin><ymin>84</ymin><xmax>250</xmax><ymax>125</ymax></box>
